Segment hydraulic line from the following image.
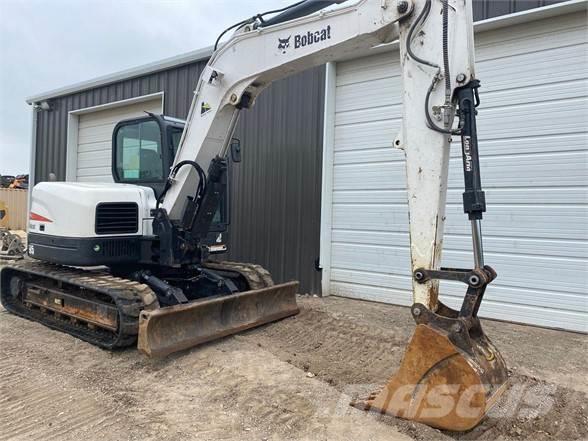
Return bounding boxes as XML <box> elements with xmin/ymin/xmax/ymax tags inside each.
<box><xmin>406</xmin><ymin>0</ymin><xmax>437</xmax><ymax>68</ymax></box>
<box><xmin>156</xmin><ymin>160</ymin><xmax>207</xmax><ymax>209</ymax></box>
<box><xmin>442</xmin><ymin>0</ymin><xmax>452</xmax><ymax>128</ymax></box>
<box><xmin>214</xmin><ymin>0</ymin><xmax>306</xmax><ymax>50</ymax></box>
<box><xmin>406</xmin><ymin>0</ymin><xmax>460</xmax><ymax>135</ymax></box>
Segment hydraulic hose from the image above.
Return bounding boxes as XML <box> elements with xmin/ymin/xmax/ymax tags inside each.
<box><xmin>156</xmin><ymin>160</ymin><xmax>207</xmax><ymax>209</ymax></box>
<box><xmin>442</xmin><ymin>0</ymin><xmax>452</xmax><ymax>107</ymax></box>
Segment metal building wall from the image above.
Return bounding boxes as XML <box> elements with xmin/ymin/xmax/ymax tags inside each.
<box><xmin>33</xmin><ymin>60</ymin><xmax>325</xmax><ymax>293</ymax></box>
<box><xmin>32</xmin><ymin>0</ymin><xmax>567</xmax><ymax>294</ymax></box>
<box><xmin>32</xmin><ymin>0</ymin><xmax>567</xmax><ymax>181</ymax></box>
<box><xmin>230</xmin><ymin>67</ymin><xmax>325</xmax><ymax>293</ymax></box>
<box><xmin>34</xmin><ymin>60</ymin><xmax>208</xmax><ymax>182</ymax></box>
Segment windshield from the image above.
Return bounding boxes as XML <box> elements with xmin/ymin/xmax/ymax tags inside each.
<box><xmin>115</xmin><ymin>120</ymin><xmax>163</xmax><ymax>181</ymax></box>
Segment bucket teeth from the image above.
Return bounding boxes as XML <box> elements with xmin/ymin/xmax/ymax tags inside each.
<box><xmin>354</xmin><ymin>304</ymin><xmax>508</xmax><ymax>431</ymax></box>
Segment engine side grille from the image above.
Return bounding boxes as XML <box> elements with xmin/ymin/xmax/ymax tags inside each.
<box><xmin>101</xmin><ymin>239</ymin><xmax>139</xmax><ymax>258</ymax></box>
<box><xmin>95</xmin><ymin>203</ymin><xmax>139</xmax><ymax>235</ymax></box>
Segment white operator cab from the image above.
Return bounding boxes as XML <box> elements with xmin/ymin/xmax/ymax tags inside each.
<box><xmin>28</xmin><ymin>114</ymin><xmax>231</xmax><ymax>266</ymax></box>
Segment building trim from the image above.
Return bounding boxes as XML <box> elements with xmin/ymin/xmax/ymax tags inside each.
<box><xmin>27</xmin><ymin>107</ymin><xmax>38</xmax><ymax>230</ymax></box>
<box><xmin>65</xmin><ymin>92</ymin><xmax>165</xmax><ymax>181</ymax></box>
<box><xmin>26</xmin><ymin>47</ymin><xmax>212</xmax><ymax>105</ymax></box>
<box><xmin>475</xmin><ymin>0</ymin><xmax>585</xmax><ymax>33</ymax></box>
<box><xmin>319</xmin><ymin>62</ymin><xmax>337</xmax><ymax>296</ymax></box>
<box><xmin>343</xmin><ymin>0</ymin><xmax>584</xmax><ymax>60</ymax></box>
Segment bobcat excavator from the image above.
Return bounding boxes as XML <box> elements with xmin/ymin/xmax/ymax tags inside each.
<box><xmin>1</xmin><ymin>0</ymin><xmax>508</xmax><ymax>431</ymax></box>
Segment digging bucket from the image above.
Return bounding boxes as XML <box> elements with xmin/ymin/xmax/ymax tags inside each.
<box><xmin>355</xmin><ymin>300</ymin><xmax>509</xmax><ymax>431</ymax></box>
<box><xmin>138</xmin><ymin>281</ymin><xmax>299</xmax><ymax>357</ymax></box>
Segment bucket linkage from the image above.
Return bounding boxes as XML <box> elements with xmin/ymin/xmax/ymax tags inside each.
<box><xmin>355</xmin><ymin>80</ymin><xmax>509</xmax><ymax>431</ymax></box>
<box><xmin>354</xmin><ymin>265</ymin><xmax>508</xmax><ymax>431</ymax></box>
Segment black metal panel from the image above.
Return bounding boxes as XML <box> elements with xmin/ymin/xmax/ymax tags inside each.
<box><xmin>229</xmin><ymin>66</ymin><xmax>325</xmax><ymax>294</ymax></box>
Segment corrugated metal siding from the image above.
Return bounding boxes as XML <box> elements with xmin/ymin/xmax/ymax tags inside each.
<box><xmin>327</xmin><ymin>11</ymin><xmax>588</xmax><ymax>331</ymax></box>
<box><xmin>35</xmin><ymin>61</ymin><xmax>207</xmax><ymax>182</ymax></box>
<box><xmin>0</xmin><ymin>189</ymin><xmax>28</xmax><ymax>230</ymax></box>
<box><xmin>229</xmin><ymin>67</ymin><xmax>325</xmax><ymax>293</ymax></box>
<box><xmin>33</xmin><ymin>59</ymin><xmax>324</xmax><ymax>293</ymax></box>
<box><xmin>472</xmin><ymin>0</ymin><xmax>566</xmax><ymax>21</ymax></box>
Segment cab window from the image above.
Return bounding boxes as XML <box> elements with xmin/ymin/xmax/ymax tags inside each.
<box><xmin>115</xmin><ymin>120</ymin><xmax>163</xmax><ymax>181</ymax></box>
<box><xmin>170</xmin><ymin>127</ymin><xmax>184</xmax><ymax>156</ymax></box>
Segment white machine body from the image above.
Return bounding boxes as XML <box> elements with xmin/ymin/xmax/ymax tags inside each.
<box><xmin>29</xmin><ymin>182</ymin><xmax>156</xmax><ymax>238</ymax></box>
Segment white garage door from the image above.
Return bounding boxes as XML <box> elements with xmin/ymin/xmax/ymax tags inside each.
<box><xmin>325</xmin><ymin>11</ymin><xmax>587</xmax><ymax>331</ymax></box>
<box><xmin>75</xmin><ymin>97</ymin><xmax>163</xmax><ymax>182</ymax></box>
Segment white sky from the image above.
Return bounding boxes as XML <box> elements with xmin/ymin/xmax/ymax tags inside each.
<box><xmin>0</xmin><ymin>0</ymin><xmax>294</xmax><ymax>175</ymax></box>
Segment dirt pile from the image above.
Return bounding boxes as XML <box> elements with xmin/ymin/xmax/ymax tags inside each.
<box><xmin>240</xmin><ymin>296</ymin><xmax>588</xmax><ymax>441</ymax></box>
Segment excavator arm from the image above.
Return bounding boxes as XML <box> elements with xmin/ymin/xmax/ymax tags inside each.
<box><xmin>148</xmin><ymin>0</ymin><xmax>508</xmax><ymax>431</ymax></box>
<box><xmin>157</xmin><ymin>0</ymin><xmax>476</xmax><ymax>310</ymax></box>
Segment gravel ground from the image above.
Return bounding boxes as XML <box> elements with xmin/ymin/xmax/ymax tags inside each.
<box><xmin>0</xmin><ymin>286</ymin><xmax>586</xmax><ymax>441</ymax></box>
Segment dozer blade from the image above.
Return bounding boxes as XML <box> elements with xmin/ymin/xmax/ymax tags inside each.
<box><xmin>137</xmin><ymin>281</ymin><xmax>299</xmax><ymax>357</ymax></box>
<box><xmin>355</xmin><ymin>302</ymin><xmax>508</xmax><ymax>431</ymax></box>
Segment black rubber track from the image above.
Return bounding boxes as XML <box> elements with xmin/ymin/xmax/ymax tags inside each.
<box><xmin>0</xmin><ymin>260</ymin><xmax>156</xmax><ymax>350</ymax></box>
<box><xmin>1</xmin><ymin>260</ymin><xmax>276</xmax><ymax>351</ymax></box>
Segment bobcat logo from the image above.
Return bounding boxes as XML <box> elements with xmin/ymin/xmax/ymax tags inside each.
<box><xmin>278</xmin><ymin>36</ymin><xmax>291</xmax><ymax>54</ymax></box>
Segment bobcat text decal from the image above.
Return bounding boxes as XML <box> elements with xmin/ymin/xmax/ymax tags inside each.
<box><xmin>278</xmin><ymin>25</ymin><xmax>332</xmax><ymax>54</ymax></box>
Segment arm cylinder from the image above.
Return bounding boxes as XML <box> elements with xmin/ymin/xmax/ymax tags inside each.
<box><xmin>456</xmin><ymin>80</ymin><xmax>486</xmax><ymax>268</ymax></box>
<box><xmin>456</xmin><ymin>80</ymin><xmax>486</xmax><ymax>222</ymax></box>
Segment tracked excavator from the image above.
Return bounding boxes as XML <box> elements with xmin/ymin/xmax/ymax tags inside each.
<box><xmin>1</xmin><ymin>0</ymin><xmax>509</xmax><ymax>431</ymax></box>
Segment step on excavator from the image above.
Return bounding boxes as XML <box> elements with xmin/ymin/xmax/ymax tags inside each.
<box><xmin>1</xmin><ymin>0</ymin><xmax>508</xmax><ymax>431</ymax></box>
